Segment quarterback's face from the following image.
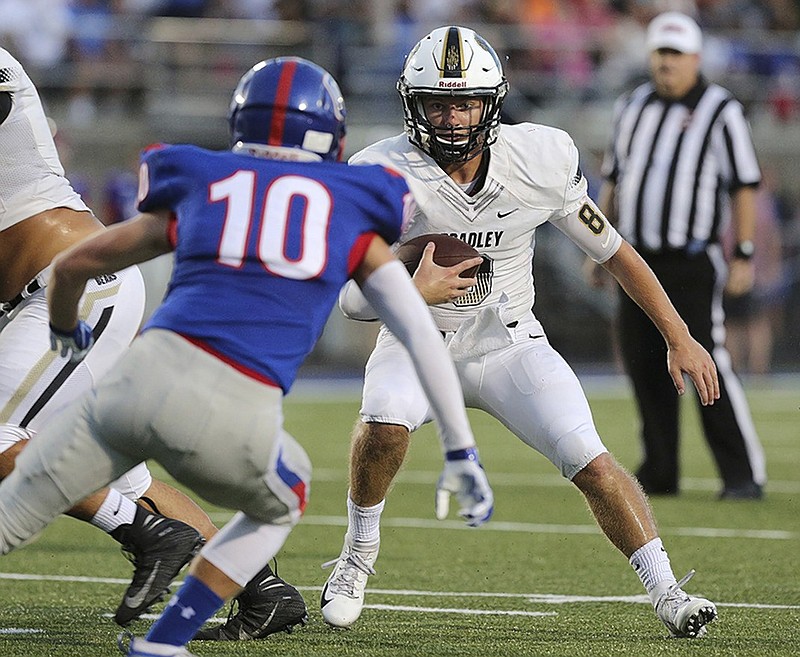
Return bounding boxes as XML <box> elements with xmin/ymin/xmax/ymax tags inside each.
<box><xmin>422</xmin><ymin>96</ymin><xmax>484</xmax><ymax>143</ymax></box>
<box><xmin>649</xmin><ymin>49</ymin><xmax>700</xmax><ymax>100</ymax></box>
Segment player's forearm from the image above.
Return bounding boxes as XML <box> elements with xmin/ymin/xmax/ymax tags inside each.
<box><xmin>47</xmin><ymin>264</ymin><xmax>87</xmax><ymax>331</ymax></box>
<box><xmin>48</xmin><ymin>214</ymin><xmax>170</xmax><ymax>330</ymax></box>
<box><xmin>48</xmin><ymin>240</ymin><xmax>125</xmax><ymax>331</ymax></box>
<box><xmin>603</xmin><ymin>241</ymin><xmax>690</xmax><ymax>348</ymax></box>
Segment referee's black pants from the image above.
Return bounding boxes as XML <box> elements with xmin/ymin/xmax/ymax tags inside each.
<box><xmin>616</xmin><ymin>249</ymin><xmax>764</xmax><ymax>494</ymax></box>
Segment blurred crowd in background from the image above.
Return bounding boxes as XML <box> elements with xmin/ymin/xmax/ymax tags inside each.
<box><xmin>2</xmin><ymin>0</ymin><xmax>799</xmax><ymax>374</ymax></box>
<box><xmin>3</xmin><ymin>0</ymin><xmax>800</xmax><ymax>118</ymax></box>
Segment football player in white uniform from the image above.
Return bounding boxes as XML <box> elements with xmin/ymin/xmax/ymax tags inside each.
<box><xmin>322</xmin><ymin>26</ymin><xmax>720</xmax><ymax>639</ymax></box>
<box><xmin>0</xmin><ymin>47</ymin><xmax>307</xmax><ymax>633</ymax></box>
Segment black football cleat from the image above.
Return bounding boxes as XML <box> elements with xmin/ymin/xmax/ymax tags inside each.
<box><xmin>719</xmin><ymin>482</ymin><xmax>763</xmax><ymax>500</ymax></box>
<box><xmin>193</xmin><ymin>561</ymin><xmax>307</xmax><ymax>641</ymax></box>
<box><xmin>111</xmin><ymin>505</ymin><xmax>205</xmax><ymax>626</ymax></box>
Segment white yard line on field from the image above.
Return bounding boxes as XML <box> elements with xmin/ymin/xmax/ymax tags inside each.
<box><xmin>323</xmin><ymin>589</ymin><xmax>800</xmax><ymax>610</ymax></box>
<box><xmin>2</xmin><ymin>572</ymin><xmax>798</xmax><ymax>613</ymax></box>
<box><xmin>312</xmin><ymin>468</ymin><xmax>800</xmax><ymax>494</ymax></box>
<box><xmin>201</xmin><ymin>513</ymin><xmax>799</xmax><ymax>541</ymax></box>
<box><xmin>354</xmin><ymin>605</ymin><xmax>557</xmax><ymax>616</ymax></box>
<box><xmin>0</xmin><ymin>572</ymin><xmax>129</xmax><ymax>584</ymax></box>
<box><xmin>121</xmin><ymin>607</ymin><xmax>558</xmax><ymax>623</ymax></box>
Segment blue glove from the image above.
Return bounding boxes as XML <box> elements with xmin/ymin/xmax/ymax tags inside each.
<box><xmin>434</xmin><ymin>447</ymin><xmax>494</xmax><ymax>527</ymax></box>
<box><xmin>49</xmin><ymin>321</ymin><xmax>94</xmax><ymax>363</ymax></box>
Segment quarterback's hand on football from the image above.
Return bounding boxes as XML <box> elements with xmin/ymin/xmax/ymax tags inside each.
<box><xmin>414</xmin><ymin>243</ymin><xmax>480</xmax><ymax>305</ymax></box>
<box><xmin>435</xmin><ymin>447</ymin><xmax>494</xmax><ymax>527</ymax></box>
<box><xmin>50</xmin><ymin>321</ymin><xmax>94</xmax><ymax>363</ymax></box>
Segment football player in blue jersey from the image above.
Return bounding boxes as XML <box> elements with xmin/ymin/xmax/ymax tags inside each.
<box><xmin>0</xmin><ymin>56</ymin><xmax>492</xmax><ymax>657</ymax></box>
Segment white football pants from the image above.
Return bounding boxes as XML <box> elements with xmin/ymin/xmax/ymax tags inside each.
<box><xmin>361</xmin><ymin>311</ymin><xmax>607</xmax><ymax>480</ymax></box>
<box><xmin>0</xmin><ymin>265</ymin><xmax>152</xmax><ymax>497</ymax></box>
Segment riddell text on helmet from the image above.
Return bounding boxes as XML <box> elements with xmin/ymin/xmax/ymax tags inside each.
<box><xmin>437</xmin><ymin>80</ymin><xmax>468</xmax><ymax>88</ymax></box>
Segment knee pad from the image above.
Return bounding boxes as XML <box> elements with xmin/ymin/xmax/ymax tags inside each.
<box><xmin>555</xmin><ymin>425</ymin><xmax>608</xmax><ymax>481</ymax></box>
<box><xmin>359</xmin><ymin>378</ymin><xmax>430</xmax><ymax>431</ymax></box>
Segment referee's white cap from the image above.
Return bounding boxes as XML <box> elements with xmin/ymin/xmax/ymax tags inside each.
<box><xmin>646</xmin><ymin>12</ymin><xmax>703</xmax><ymax>54</ymax></box>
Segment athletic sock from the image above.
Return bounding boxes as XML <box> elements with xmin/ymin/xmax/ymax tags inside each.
<box><xmin>629</xmin><ymin>537</ymin><xmax>677</xmax><ymax>604</ymax></box>
<box><xmin>90</xmin><ymin>488</ymin><xmax>137</xmax><ymax>532</ymax></box>
<box><xmin>347</xmin><ymin>492</ymin><xmax>384</xmax><ymax>548</ymax></box>
<box><xmin>145</xmin><ymin>575</ymin><xmax>224</xmax><ymax>647</ymax></box>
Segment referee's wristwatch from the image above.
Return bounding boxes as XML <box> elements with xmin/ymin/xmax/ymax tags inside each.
<box><xmin>733</xmin><ymin>240</ymin><xmax>755</xmax><ymax>260</ymax></box>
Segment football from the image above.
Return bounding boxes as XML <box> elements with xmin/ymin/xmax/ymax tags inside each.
<box><xmin>394</xmin><ymin>233</ymin><xmax>481</xmax><ymax>278</ymax></box>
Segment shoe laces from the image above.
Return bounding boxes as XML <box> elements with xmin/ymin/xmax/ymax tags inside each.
<box><xmin>660</xmin><ymin>569</ymin><xmax>695</xmax><ymax>606</ymax></box>
<box><xmin>222</xmin><ymin>597</ymin><xmax>240</xmax><ymax>626</ymax></box>
<box><xmin>117</xmin><ymin>520</ymin><xmax>160</xmax><ymax>570</ymax></box>
<box><xmin>321</xmin><ymin>552</ymin><xmax>376</xmax><ymax>597</ymax></box>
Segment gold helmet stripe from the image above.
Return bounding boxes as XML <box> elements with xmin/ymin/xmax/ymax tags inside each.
<box><xmin>440</xmin><ymin>26</ymin><xmax>465</xmax><ymax>78</ymax></box>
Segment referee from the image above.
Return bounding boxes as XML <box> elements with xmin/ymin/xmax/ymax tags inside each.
<box><xmin>597</xmin><ymin>12</ymin><xmax>766</xmax><ymax>499</ymax></box>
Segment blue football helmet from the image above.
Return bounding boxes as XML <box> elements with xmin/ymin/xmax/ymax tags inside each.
<box><xmin>229</xmin><ymin>57</ymin><xmax>346</xmax><ymax>162</ymax></box>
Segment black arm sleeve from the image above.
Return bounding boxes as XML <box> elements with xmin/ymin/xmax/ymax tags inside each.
<box><xmin>0</xmin><ymin>92</ymin><xmax>12</xmax><ymax>124</ymax></box>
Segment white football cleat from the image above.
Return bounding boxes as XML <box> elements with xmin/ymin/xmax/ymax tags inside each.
<box><xmin>118</xmin><ymin>632</ymin><xmax>198</xmax><ymax>656</ymax></box>
<box><xmin>320</xmin><ymin>533</ymin><xmax>379</xmax><ymax>628</ymax></box>
<box><xmin>654</xmin><ymin>570</ymin><xmax>718</xmax><ymax>638</ymax></box>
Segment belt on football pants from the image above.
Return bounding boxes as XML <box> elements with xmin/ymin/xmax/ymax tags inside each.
<box><xmin>0</xmin><ymin>274</ymin><xmax>47</xmax><ymax>316</ymax></box>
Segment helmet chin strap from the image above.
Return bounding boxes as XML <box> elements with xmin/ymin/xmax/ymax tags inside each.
<box><xmin>428</xmin><ymin>127</ymin><xmax>486</xmax><ymax>164</ymax></box>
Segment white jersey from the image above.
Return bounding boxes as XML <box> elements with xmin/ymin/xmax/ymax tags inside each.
<box><xmin>0</xmin><ymin>47</ymin><xmax>90</xmax><ymax>231</ymax></box>
<box><xmin>350</xmin><ymin>123</ymin><xmax>622</xmax><ymax>332</ymax></box>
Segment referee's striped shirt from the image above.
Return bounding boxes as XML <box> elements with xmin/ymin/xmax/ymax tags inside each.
<box><xmin>602</xmin><ymin>78</ymin><xmax>761</xmax><ymax>255</ymax></box>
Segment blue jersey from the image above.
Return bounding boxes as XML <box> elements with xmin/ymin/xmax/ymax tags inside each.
<box><xmin>139</xmin><ymin>144</ymin><xmax>410</xmax><ymax>392</ymax></box>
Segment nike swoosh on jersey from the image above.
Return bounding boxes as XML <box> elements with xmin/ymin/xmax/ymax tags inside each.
<box><xmin>496</xmin><ymin>209</ymin><xmax>518</xmax><ymax>218</ymax></box>
<box><xmin>601</xmin><ymin>231</ymin><xmax>611</xmax><ymax>248</ymax></box>
<box><xmin>123</xmin><ymin>560</ymin><xmax>161</xmax><ymax>608</ymax></box>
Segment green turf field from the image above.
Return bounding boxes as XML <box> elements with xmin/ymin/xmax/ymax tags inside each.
<box><xmin>1</xmin><ymin>377</ymin><xmax>798</xmax><ymax>656</ymax></box>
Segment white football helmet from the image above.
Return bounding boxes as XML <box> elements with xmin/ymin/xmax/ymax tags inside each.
<box><xmin>397</xmin><ymin>26</ymin><xmax>508</xmax><ymax>163</ymax></box>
